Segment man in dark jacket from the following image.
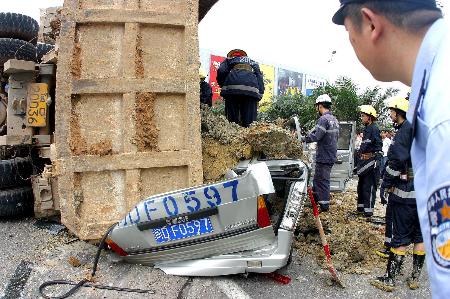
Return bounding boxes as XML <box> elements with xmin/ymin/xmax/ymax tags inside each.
<box><xmin>199</xmin><ymin>68</ymin><xmax>212</xmax><ymax>107</ymax></box>
<box><xmin>356</xmin><ymin>105</ymin><xmax>382</xmax><ymax>217</ymax></box>
<box><xmin>370</xmin><ymin>97</ymin><xmax>425</xmax><ymax>292</ymax></box>
<box><xmin>217</xmin><ymin>49</ymin><xmax>265</xmax><ymax>127</ymax></box>
<box><xmin>302</xmin><ymin>94</ymin><xmax>339</xmax><ymax>212</ymax></box>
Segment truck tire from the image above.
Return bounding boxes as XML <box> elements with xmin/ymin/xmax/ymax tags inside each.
<box><xmin>36</xmin><ymin>43</ymin><xmax>54</xmax><ymax>62</ymax></box>
<box><xmin>0</xmin><ymin>157</ymin><xmax>33</xmax><ymax>189</ymax></box>
<box><xmin>0</xmin><ymin>13</ymin><xmax>39</xmax><ymax>44</ymax></box>
<box><xmin>0</xmin><ymin>186</ymin><xmax>34</xmax><ymax>218</ymax></box>
<box><xmin>0</xmin><ymin>38</ymin><xmax>36</xmax><ymax>67</ymax></box>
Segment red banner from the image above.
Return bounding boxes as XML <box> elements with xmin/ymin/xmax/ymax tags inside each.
<box><xmin>209</xmin><ymin>55</ymin><xmax>226</xmax><ymax>104</ymax></box>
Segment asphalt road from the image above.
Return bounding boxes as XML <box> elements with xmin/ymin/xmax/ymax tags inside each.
<box><xmin>0</xmin><ymin>218</ymin><xmax>430</xmax><ymax>299</ymax></box>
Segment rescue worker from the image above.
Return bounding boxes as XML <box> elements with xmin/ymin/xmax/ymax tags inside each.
<box><xmin>301</xmin><ymin>94</ymin><xmax>339</xmax><ymax>212</ymax></box>
<box><xmin>199</xmin><ymin>67</ymin><xmax>212</xmax><ymax>107</ymax></box>
<box><xmin>356</xmin><ymin>105</ymin><xmax>382</xmax><ymax>217</ymax></box>
<box><xmin>370</xmin><ymin>97</ymin><xmax>425</xmax><ymax>291</ymax></box>
<box><xmin>374</xmin><ymin>102</ymin><xmax>404</xmax><ymax>260</ymax></box>
<box><xmin>333</xmin><ymin>1</ymin><xmax>450</xmax><ymax>296</ymax></box>
<box><xmin>217</xmin><ymin>49</ymin><xmax>265</xmax><ymax>127</ymax></box>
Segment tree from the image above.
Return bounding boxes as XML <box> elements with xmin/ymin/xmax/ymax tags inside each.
<box><xmin>261</xmin><ymin>76</ymin><xmax>399</xmax><ymax>132</ymax></box>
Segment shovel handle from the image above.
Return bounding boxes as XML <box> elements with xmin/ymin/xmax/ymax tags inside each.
<box><xmin>307</xmin><ymin>187</ymin><xmax>344</xmax><ymax>287</ymax></box>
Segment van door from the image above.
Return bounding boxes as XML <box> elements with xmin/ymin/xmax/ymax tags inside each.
<box><xmin>330</xmin><ymin>121</ymin><xmax>356</xmax><ymax>192</ymax></box>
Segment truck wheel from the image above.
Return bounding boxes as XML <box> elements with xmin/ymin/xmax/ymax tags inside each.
<box><xmin>36</xmin><ymin>43</ymin><xmax>54</xmax><ymax>62</ymax></box>
<box><xmin>0</xmin><ymin>13</ymin><xmax>39</xmax><ymax>44</ymax></box>
<box><xmin>0</xmin><ymin>38</ymin><xmax>36</xmax><ymax>67</ymax></box>
<box><xmin>0</xmin><ymin>157</ymin><xmax>33</xmax><ymax>189</ymax></box>
<box><xmin>0</xmin><ymin>186</ymin><xmax>34</xmax><ymax>218</ymax></box>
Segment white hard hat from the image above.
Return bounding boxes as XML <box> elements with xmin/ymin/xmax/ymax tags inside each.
<box><xmin>316</xmin><ymin>94</ymin><xmax>332</xmax><ymax>105</ymax></box>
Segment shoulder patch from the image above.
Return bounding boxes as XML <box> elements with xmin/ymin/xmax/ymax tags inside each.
<box><xmin>428</xmin><ymin>185</ymin><xmax>450</xmax><ymax>269</ymax></box>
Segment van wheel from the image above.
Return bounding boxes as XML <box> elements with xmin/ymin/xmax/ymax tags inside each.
<box><xmin>0</xmin><ymin>13</ymin><xmax>39</xmax><ymax>44</ymax></box>
<box><xmin>0</xmin><ymin>186</ymin><xmax>34</xmax><ymax>218</ymax></box>
<box><xmin>0</xmin><ymin>157</ymin><xmax>33</xmax><ymax>189</ymax></box>
<box><xmin>0</xmin><ymin>38</ymin><xmax>37</xmax><ymax>67</ymax></box>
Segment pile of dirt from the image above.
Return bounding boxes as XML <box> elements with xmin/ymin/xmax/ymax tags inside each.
<box><xmin>294</xmin><ymin>189</ymin><xmax>385</xmax><ymax>274</ymax></box>
<box><xmin>201</xmin><ymin>106</ymin><xmax>304</xmax><ymax>182</ymax></box>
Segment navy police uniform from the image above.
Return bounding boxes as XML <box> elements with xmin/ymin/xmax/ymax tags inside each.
<box><xmin>407</xmin><ymin>18</ymin><xmax>450</xmax><ymax>297</ymax></box>
<box><xmin>382</xmin><ymin>120</ymin><xmax>422</xmax><ymax>248</ymax></box>
<box><xmin>217</xmin><ymin>56</ymin><xmax>265</xmax><ymax>127</ymax></box>
<box><xmin>200</xmin><ymin>80</ymin><xmax>213</xmax><ymax>107</ymax></box>
<box><xmin>304</xmin><ymin>111</ymin><xmax>339</xmax><ymax>211</ymax></box>
<box><xmin>357</xmin><ymin>122</ymin><xmax>382</xmax><ymax>216</ymax></box>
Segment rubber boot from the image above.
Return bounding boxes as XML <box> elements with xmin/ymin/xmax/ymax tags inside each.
<box><xmin>370</xmin><ymin>249</ymin><xmax>405</xmax><ymax>292</ymax></box>
<box><xmin>374</xmin><ymin>245</ymin><xmax>390</xmax><ymax>259</ymax></box>
<box><xmin>407</xmin><ymin>251</ymin><xmax>426</xmax><ymax>290</ymax></box>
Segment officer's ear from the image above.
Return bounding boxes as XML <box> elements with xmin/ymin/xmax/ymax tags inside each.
<box><xmin>360</xmin><ymin>8</ymin><xmax>384</xmax><ymax>43</ymax></box>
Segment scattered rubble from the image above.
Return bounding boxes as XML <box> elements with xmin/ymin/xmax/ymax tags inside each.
<box><xmin>294</xmin><ymin>189</ymin><xmax>386</xmax><ymax>274</ymax></box>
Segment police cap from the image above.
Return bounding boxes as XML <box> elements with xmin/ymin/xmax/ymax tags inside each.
<box><xmin>332</xmin><ymin>0</ymin><xmax>439</xmax><ymax>25</ymax></box>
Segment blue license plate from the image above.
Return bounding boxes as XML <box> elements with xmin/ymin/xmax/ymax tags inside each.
<box><xmin>152</xmin><ymin>217</ymin><xmax>213</xmax><ymax>244</ymax></box>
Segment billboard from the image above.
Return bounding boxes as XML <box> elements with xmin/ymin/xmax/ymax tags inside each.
<box><xmin>259</xmin><ymin>64</ymin><xmax>275</xmax><ymax>111</ymax></box>
<box><xmin>277</xmin><ymin>69</ymin><xmax>304</xmax><ymax>96</ymax></box>
<box><xmin>305</xmin><ymin>75</ymin><xmax>327</xmax><ymax>96</ymax></box>
<box><xmin>209</xmin><ymin>55</ymin><xmax>226</xmax><ymax>104</ymax></box>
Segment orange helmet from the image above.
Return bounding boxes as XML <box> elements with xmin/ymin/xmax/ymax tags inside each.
<box><xmin>227</xmin><ymin>49</ymin><xmax>248</xmax><ymax>58</ymax></box>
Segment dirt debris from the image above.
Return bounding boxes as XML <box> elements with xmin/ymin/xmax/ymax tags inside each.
<box><xmin>132</xmin><ymin>92</ymin><xmax>159</xmax><ymax>152</ymax></box>
<box><xmin>200</xmin><ymin>105</ymin><xmax>304</xmax><ymax>182</ymax></box>
<box><xmin>39</xmin><ymin>7</ymin><xmax>62</xmax><ymax>44</ymax></box>
<box><xmin>70</xmin><ymin>108</ymin><xmax>113</xmax><ymax>156</ymax></box>
<box><xmin>294</xmin><ymin>190</ymin><xmax>385</xmax><ymax>274</ymax></box>
<box><xmin>68</xmin><ymin>256</ymin><xmax>82</xmax><ymax>267</ymax></box>
<box><xmin>71</xmin><ymin>40</ymin><xmax>82</xmax><ymax>78</ymax></box>
<box><xmin>135</xmin><ymin>33</ymin><xmax>144</xmax><ymax>78</ymax></box>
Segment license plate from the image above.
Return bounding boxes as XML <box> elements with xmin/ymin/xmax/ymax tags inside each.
<box><xmin>152</xmin><ymin>217</ymin><xmax>213</xmax><ymax>244</ymax></box>
<box><xmin>27</xmin><ymin>83</ymin><xmax>48</xmax><ymax>127</ymax></box>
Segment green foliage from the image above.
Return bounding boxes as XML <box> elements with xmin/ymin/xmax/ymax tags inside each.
<box><xmin>261</xmin><ymin>76</ymin><xmax>399</xmax><ymax>132</ymax></box>
<box><xmin>210</xmin><ymin>99</ymin><xmax>225</xmax><ymax>116</ymax></box>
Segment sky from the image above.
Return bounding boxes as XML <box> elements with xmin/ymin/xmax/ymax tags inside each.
<box><xmin>1</xmin><ymin>0</ymin><xmax>449</xmax><ymax>95</ymax></box>
<box><xmin>199</xmin><ymin>0</ymin><xmax>449</xmax><ymax>94</ymax></box>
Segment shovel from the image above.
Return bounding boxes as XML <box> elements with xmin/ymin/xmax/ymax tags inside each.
<box><xmin>307</xmin><ymin>187</ymin><xmax>344</xmax><ymax>288</ymax></box>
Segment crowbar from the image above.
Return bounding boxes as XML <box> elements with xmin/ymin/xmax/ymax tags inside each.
<box><xmin>307</xmin><ymin>187</ymin><xmax>344</xmax><ymax>287</ymax></box>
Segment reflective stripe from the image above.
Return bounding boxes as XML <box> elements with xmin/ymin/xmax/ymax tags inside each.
<box><xmin>221</xmin><ymin>85</ymin><xmax>261</xmax><ymax>95</ymax></box>
<box><xmin>385</xmin><ymin>237</ymin><xmax>392</xmax><ymax>243</ymax></box>
<box><xmin>362</xmin><ymin>139</ymin><xmax>371</xmax><ymax>143</ymax></box>
<box><xmin>318</xmin><ymin>201</ymin><xmax>329</xmax><ymax>204</ymax></box>
<box><xmin>357</xmin><ymin>204</ymin><xmax>364</xmax><ymax>207</ymax></box>
<box><xmin>317</xmin><ymin>125</ymin><xmax>339</xmax><ymax>133</ymax></box>
<box><xmin>392</xmin><ymin>187</ymin><xmax>416</xmax><ymax>199</ymax></box>
<box><xmin>385</xmin><ymin>165</ymin><xmax>401</xmax><ymax>177</ymax></box>
<box><xmin>390</xmin><ymin>248</ymin><xmax>406</xmax><ymax>256</ymax></box>
<box><xmin>364</xmin><ymin>208</ymin><xmax>373</xmax><ymax>213</ymax></box>
<box><xmin>357</xmin><ymin>160</ymin><xmax>376</xmax><ymax>175</ymax></box>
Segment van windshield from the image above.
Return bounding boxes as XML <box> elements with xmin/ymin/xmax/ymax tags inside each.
<box><xmin>337</xmin><ymin>123</ymin><xmax>352</xmax><ymax>150</ymax></box>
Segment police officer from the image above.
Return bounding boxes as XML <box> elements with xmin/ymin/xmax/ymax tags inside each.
<box><xmin>333</xmin><ymin>1</ymin><xmax>449</xmax><ymax>296</ymax></box>
<box><xmin>356</xmin><ymin>105</ymin><xmax>382</xmax><ymax>217</ymax></box>
<box><xmin>302</xmin><ymin>94</ymin><xmax>339</xmax><ymax>212</ymax></box>
<box><xmin>217</xmin><ymin>49</ymin><xmax>265</xmax><ymax>127</ymax></box>
<box><xmin>199</xmin><ymin>67</ymin><xmax>212</xmax><ymax>107</ymax></box>
<box><xmin>370</xmin><ymin>97</ymin><xmax>425</xmax><ymax>291</ymax></box>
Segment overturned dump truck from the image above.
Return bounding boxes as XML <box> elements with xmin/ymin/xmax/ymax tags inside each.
<box><xmin>1</xmin><ymin>1</ymin><xmax>210</xmax><ymax>241</ymax></box>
